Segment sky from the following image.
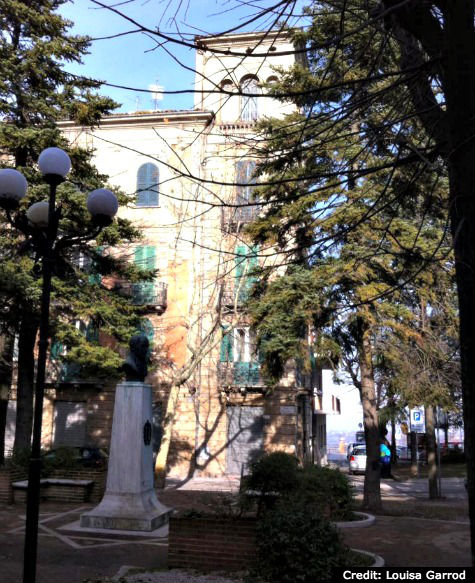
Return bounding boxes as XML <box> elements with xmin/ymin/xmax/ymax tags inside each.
<box><xmin>60</xmin><ymin>0</ymin><xmax>307</xmax><ymax>113</ymax></box>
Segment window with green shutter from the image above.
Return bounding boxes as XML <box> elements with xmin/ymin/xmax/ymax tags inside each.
<box><xmin>137</xmin><ymin>163</ymin><xmax>159</xmax><ymax>206</ymax></box>
<box><xmin>235</xmin><ymin>244</ymin><xmax>258</xmax><ymax>303</ymax></box>
<box><xmin>50</xmin><ymin>339</ymin><xmax>64</xmax><ymax>360</ymax></box>
<box><xmin>85</xmin><ymin>322</ymin><xmax>99</xmax><ymax>343</ymax></box>
<box><xmin>220</xmin><ymin>327</ymin><xmax>233</xmax><ymax>362</ymax></box>
<box><xmin>133</xmin><ymin>246</ymin><xmax>156</xmax><ymax>303</ymax></box>
<box><xmin>89</xmin><ymin>246</ymin><xmax>103</xmax><ymax>285</ymax></box>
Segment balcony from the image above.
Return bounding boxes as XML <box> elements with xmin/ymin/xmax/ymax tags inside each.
<box><xmin>217</xmin><ymin>361</ymin><xmax>265</xmax><ymax>387</ymax></box>
<box><xmin>113</xmin><ymin>281</ymin><xmax>168</xmax><ymax>314</ymax></box>
<box><xmin>221</xmin><ymin>205</ymin><xmax>260</xmax><ymax>231</ymax></box>
<box><xmin>46</xmin><ymin>361</ymin><xmax>100</xmax><ymax>388</ymax></box>
<box><xmin>222</xmin><ymin>280</ymin><xmax>245</xmax><ymax>308</ymax></box>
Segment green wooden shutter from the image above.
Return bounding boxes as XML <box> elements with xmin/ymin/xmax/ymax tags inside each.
<box><xmin>133</xmin><ymin>246</ymin><xmax>145</xmax><ymax>303</ymax></box>
<box><xmin>220</xmin><ymin>328</ymin><xmax>233</xmax><ymax>362</ymax></box>
<box><xmin>86</xmin><ymin>322</ymin><xmax>99</xmax><ymax>343</ymax></box>
<box><xmin>133</xmin><ymin>246</ymin><xmax>155</xmax><ymax>303</ymax></box>
<box><xmin>89</xmin><ymin>246</ymin><xmax>103</xmax><ymax>285</ymax></box>
<box><xmin>50</xmin><ymin>339</ymin><xmax>63</xmax><ymax>360</ymax></box>
<box><xmin>143</xmin><ymin>246</ymin><xmax>155</xmax><ymax>302</ymax></box>
<box><xmin>235</xmin><ymin>245</ymin><xmax>258</xmax><ymax>303</ymax></box>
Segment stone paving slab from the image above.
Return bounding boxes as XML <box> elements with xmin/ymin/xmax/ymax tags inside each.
<box><xmin>341</xmin><ymin>515</ymin><xmax>471</xmax><ymax>568</ymax></box>
<box><xmin>0</xmin><ymin>484</ymin><xmax>471</xmax><ymax>582</ymax></box>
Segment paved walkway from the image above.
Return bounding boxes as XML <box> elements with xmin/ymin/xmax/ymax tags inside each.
<box><xmin>0</xmin><ymin>478</ymin><xmax>470</xmax><ymax>582</ymax></box>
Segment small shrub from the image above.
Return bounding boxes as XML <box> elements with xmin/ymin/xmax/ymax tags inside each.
<box><xmin>7</xmin><ymin>447</ymin><xmax>31</xmax><ymax>473</ymax></box>
<box><xmin>441</xmin><ymin>451</ymin><xmax>466</xmax><ymax>464</ymax></box>
<box><xmin>295</xmin><ymin>464</ymin><xmax>354</xmax><ymax>520</ymax></box>
<box><xmin>254</xmin><ymin>500</ymin><xmax>348</xmax><ymax>583</ymax></box>
<box><xmin>240</xmin><ymin>452</ymin><xmax>300</xmax><ymax>514</ymax></box>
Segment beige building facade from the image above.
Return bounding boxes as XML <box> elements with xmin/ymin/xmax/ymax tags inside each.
<box><xmin>5</xmin><ymin>31</ymin><xmax>340</xmax><ymax>478</ymax></box>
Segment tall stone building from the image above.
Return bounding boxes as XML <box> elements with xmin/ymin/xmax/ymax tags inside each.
<box><xmin>4</xmin><ymin>30</ymin><xmax>341</xmax><ymax>477</ymax></box>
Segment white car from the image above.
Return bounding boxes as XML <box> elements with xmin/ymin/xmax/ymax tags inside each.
<box><xmin>348</xmin><ymin>446</ymin><xmax>366</xmax><ymax>474</ymax></box>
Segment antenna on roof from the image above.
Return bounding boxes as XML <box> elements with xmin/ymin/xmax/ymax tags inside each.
<box><xmin>149</xmin><ymin>82</ymin><xmax>164</xmax><ymax>111</ymax></box>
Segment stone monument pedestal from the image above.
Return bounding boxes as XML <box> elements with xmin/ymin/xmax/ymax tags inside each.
<box><xmin>80</xmin><ymin>382</ymin><xmax>170</xmax><ymax>531</ymax></box>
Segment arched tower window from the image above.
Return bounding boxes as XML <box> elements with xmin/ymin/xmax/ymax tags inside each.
<box><xmin>220</xmin><ymin>79</ymin><xmax>237</xmax><ymax>123</ymax></box>
<box><xmin>137</xmin><ymin>163</ymin><xmax>159</xmax><ymax>206</ymax></box>
<box><xmin>240</xmin><ymin>77</ymin><xmax>260</xmax><ymax>122</ymax></box>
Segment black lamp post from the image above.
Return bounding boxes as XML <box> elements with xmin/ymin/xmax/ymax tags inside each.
<box><xmin>0</xmin><ymin>147</ymin><xmax>119</xmax><ymax>583</ymax></box>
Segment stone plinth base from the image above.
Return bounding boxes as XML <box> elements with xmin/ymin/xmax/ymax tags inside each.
<box><xmin>80</xmin><ymin>381</ymin><xmax>171</xmax><ymax>532</ymax></box>
<box><xmin>80</xmin><ymin>491</ymin><xmax>170</xmax><ymax>531</ymax></box>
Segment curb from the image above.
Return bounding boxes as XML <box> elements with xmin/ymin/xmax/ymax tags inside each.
<box><xmin>335</xmin><ymin>511</ymin><xmax>375</xmax><ymax>529</ymax></box>
<box><xmin>351</xmin><ymin>548</ymin><xmax>385</xmax><ymax>568</ymax></box>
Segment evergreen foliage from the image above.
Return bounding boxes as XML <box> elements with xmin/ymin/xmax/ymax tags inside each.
<box><xmin>244</xmin><ymin>4</ymin><xmax>459</xmax><ymax>509</ymax></box>
<box><xmin>0</xmin><ymin>0</ymin><xmax>155</xmax><ymax>450</ymax></box>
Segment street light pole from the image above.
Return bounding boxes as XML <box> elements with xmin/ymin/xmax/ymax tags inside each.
<box><xmin>0</xmin><ymin>147</ymin><xmax>119</xmax><ymax>583</ymax></box>
<box><xmin>23</xmin><ymin>175</ymin><xmax>59</xmax><ymax>583</ymax></box>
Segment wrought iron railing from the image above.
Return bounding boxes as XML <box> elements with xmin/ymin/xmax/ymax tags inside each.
<box><xmin>114</xmin><ymin>281</ymin><xmax>167</xmax><ymax>312</ymax></box>
<box><xmin>217</xmin><ymin>361</ymin><xmax>264</xmax><ymax>387</ymax></box>
<box><xmin>221</xmin><ymin>205</ymin><xmax>260</xmax><ymax>230</ymax></box>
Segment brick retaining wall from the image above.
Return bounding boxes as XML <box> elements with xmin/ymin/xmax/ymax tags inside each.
<box><xmin>0</xmin><ymin>467</ymin><xmax>27</xmax><ymax>505</ymax></box>
<box><xmin>3</xmin><ymin>466</ymin><xmax>106</xmax><ymax>504</ymax></box>
<box><xmin>49</xmin><ymin>468</ymin><xmax>106</xmax><ymax>503</ymax></box>
<box><xmin>168</xmin><ymin>516</ymin><xmax>257</xmax><ymax>571</ymax></box>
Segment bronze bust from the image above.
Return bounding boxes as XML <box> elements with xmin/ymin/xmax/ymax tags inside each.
<box><xmin>122</xmin><ymin>333</ymin><xmax>149</xmax><ymax>382</ymax></box>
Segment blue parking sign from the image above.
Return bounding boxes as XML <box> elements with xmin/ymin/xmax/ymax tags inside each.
<box><xmin>410</xmin><ymin>408</ymin><xmax>425</xmax><ymax>431</ymax></box>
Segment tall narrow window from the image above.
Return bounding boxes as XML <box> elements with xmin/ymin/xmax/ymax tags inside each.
<box><xmin>236</xmin><ymin>160</ymin><xmax>256</xmax><ymax>204</ymax></box>
<box><xmin>235</xmin><ymin>244</ymin><xmax>259</xmax><ymax>303</ymax></box>
<box><xmin>133</xmin><ymin>246</ymin><xmax>156</xmax><ymax>303</ymax></box>
<box><xmin>240</xmin><ymin>77</ymin><xmax>260</xmax><ymax>122</ymax></box>
<box><xmin>137</xmin><ymin>163</ymin><xmax>159</xmax><ymax>206</ymax></box>
<box><xmin>220</xmin><ymin>80</ymin><xmax>237</xmax><ymax>123</ymax></box>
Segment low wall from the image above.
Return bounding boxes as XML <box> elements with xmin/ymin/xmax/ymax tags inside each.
<box><xmin>3</xmin><ymin>466</ymin><xmax>106</xmax><ymax>505</ymax></box>
<box><xmin>49</xmin><ymin>468</ymin><xmax>106</xmax><ymax>503</ymax></box>
<box><xmin>0</xmin><ymin>466</ymin><xmax>27</xmax><ymax>505</ymax></box>
<box><xmin>168</xmin><ymin>515</ymin><xmax>257</xmax><ymax>571</ymax></box>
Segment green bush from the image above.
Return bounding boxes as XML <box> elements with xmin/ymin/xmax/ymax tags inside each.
<box><xmin>241</xmin><ymin>452</ymin><xmax>355</xmax><ymax>520</ymax></box>
<box><xmin>295</xmin><ymin>464</ymin><xmax>354</xmax><ymax>520</ymax></box>
<box><xmin>254</xmin><ymin>500</ymin><xmax>348</xmax><ymax>583</ymax></box>
<box><xmin>240</xmin><ymin>452</ymin><xmax>300</xmax><ymax>514</ymax></box>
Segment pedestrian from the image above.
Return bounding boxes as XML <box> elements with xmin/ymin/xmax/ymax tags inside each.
<box><xmin>380</xmin><ymin>442</ymin><xmax>391</xmax><ymax>478</ymax></box>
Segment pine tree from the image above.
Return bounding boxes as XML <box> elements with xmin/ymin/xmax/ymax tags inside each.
<box><xmin>244</xmin><ymin>7</ymin><xmax>457</xmax><ymax>510</ymax></box>
<box><xmin>0</xmin><ymin>0</ymin><xmax>149</xmax><ymax>454</ymax></box>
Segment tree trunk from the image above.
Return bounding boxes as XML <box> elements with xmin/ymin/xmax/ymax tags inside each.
<box><xmin>13</xmin><ymin>316</ymin><xmax>39</xmax><ymax>453</ymax></box>
<box><xmin>425</xmin><ymin>405</ymin><xmax>440</xmax><ymax>499</ymax></box>
<box><xmin>391</xmin><ymin>417</ymin><xmax>396</xmax><ymax>464</ymax></box>
<box><xmin>0</xmin><ymin>334</ymin><xmax>14</xmax><ymax>464</ymax></box>
<box><xmin>443</xmin><ymin>2</ymin><xmax>475</xmax><ymax>565</ymax></box>
<box><xmin>358</xmin><ymin>319</ymin><xmax>382</xmax><ymax>511</ymax></box>
<box><xmin>410</xmin><ymin>432</ymin><xmax>419</xmax><ymax>478</ymax></box>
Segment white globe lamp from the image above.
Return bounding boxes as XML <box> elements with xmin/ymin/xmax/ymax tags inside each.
<box><xmin>0</xmin><ymin>169</ymin><xmax>28</xmax><ymax>210</ymax></box>
<box><xmin>38</xmin><ymin>147</ymin><xmax>71</xmax><ymax>183</ymax></box>
<box><xmin>87</xmin><ymin>188</ymin><xmax>119</xmax><ymax>226</ymax></box>
<box><xmin>26</xmin><ymin>201</ymin><xmax>50</xmax><ymax>228</ymax></box>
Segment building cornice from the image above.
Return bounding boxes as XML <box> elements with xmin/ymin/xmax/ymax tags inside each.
<box><xmin>58</xmin><ymin>110</ymin><xmax>214</xmax><ymax>129</ymax></box>
<box><xmin>195</xmin><ymin>29</ymin><xmax>294</xmax><ymax>49</ymax></box>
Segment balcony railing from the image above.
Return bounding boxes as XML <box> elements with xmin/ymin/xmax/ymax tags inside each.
<box><xmin>46</xmin><ymin>361</ymin><xmax>99</xmax><ymax>387</ymax></box>
<box><xmin>221</xmin><ymin>205</ymin><xmax>260</xmax><ymax>230</ymax></box>
<box><xmin>222</xmin><ymin>279</ymin><xmax>255</xmax><ymax>308</ymax></box>
<box><xmin>217</xmin><ymin>361</ymin><xmax>264</xmax><ymax>387</ymax></box>
<box><xmin>113</xmin><ymin>281</ymin><xmax>167</xmax><ymax>313</ymax></box>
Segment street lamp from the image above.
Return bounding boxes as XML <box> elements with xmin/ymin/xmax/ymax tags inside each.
<box><xmin>0</xmin><ymin>147</ymin><xmax>118</xmax><ymax>583</ymax></box>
